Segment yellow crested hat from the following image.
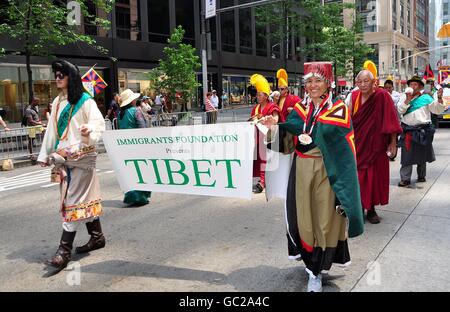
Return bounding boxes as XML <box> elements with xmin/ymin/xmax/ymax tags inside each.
<box><xmin>250</xmin><ymin>74</ymin><xmax>271</xmax><ymax>96</ymax></box>
<box><xmin>363</xmin><ymin>60</ymin><xmax>378</xmax><ymax>80</ymax></box>
<box><xmin>276</xmin><ymin>69</ymin><xmax>288</xmax><ymax>87</ymax></box>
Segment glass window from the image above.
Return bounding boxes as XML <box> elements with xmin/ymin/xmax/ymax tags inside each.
<box><xmin>270</xmin><ymin>24</ymin><xmax>280</xmax><ymax>59</ymax></box>
<box><xmin>175</xmin><ymin>0</ymin><xmax>195</xmax><ymax>45</ymax></box>
<box><xmin>84</xmin><ymin>1</ymin><xmax>98</xmax><ymax>36</ymax></box>
<box><xmin>221</xmin><ymin>10</ymin><xmax>236</xmax><ymax>52</ymax></box>
<box><xmin>239</xmin><ymin>8</ymin><xmax>252</xmax><ymax>54</ymax></box>
<box><xmin>444</xmin><ymin>3</ymin><xmax>449</xmax><ymax>16</ymax></box>
<box><xmin>0</xmin><ymin>67</ymin><xmax>21</xmax><ymax>122</ymax></box>
<box><xmin>356</xmin><ymin>0</ymin><xmax>376</xmax><ymax>32</ymax></box>
<box><xmin>115</xmin><ymin>1</ymin><xmax>141</xmax><ymax>41</ymax></box>
<box><xmin>255</xmin><ymin>23</ymin><xmax>267</xmax><ymax>57</ymax></box>
<box><xmin>228</xmin><ymin>76</ymin><xmax>249</xmax><ymax>105</ymax></box>
<box><xmin>148</xmin><ymin>0</ymin><xmax>170</xmax><ymax>43</ymax></box>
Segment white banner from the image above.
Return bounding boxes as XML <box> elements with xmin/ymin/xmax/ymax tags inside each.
<box><xmin>102</xmin><ymin>122</ymin><xmax>254</xmax><ymax>199</ymax></box>
<box><xmin>205</xmin><ymin>0</ymin><xmax>216</xmax><ymax>19</ymax></box>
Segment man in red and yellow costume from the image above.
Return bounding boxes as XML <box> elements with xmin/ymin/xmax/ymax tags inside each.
<box><xmin>276</xmin><ymin>69</ymin><xmax>301</xmax><ymax>122</ymax></box>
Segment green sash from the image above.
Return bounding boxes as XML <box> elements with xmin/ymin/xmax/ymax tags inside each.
<box><xmin>405</xmin><ymin>93</ymin><xmax>434</xmax><ymax>116</ymax></box>
<box><xmin>55</xmin><ymin>92</ymin><xmax>92</xmax><ymax>149</ymax></box>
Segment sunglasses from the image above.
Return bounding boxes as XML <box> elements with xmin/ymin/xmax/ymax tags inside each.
<box><xmin>279</xmin><ymin>87</ymin><xmax>287</xmax><ymax>91</ymax></box>
<box><xmin>55</xmin><ymin>73</ymin><xmax>66</xmax><ymax>80</ymax></box>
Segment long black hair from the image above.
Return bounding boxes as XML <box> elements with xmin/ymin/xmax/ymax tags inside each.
<box><xmin>51</xmin><ymin>59</ymin><xmax>85</xmax><ymax>105</ymax></box>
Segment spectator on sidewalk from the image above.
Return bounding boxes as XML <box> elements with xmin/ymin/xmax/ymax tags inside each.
<box><xmin>211</xmin><ymin>90</ymin><xmax>219</xmax><ymax>110</ymax></box>
<box><xmin>107</xmin><ymin>92</ymin><xmax>120</xmax><ymax>120</ymax></box>
<box><xmin>118</xmin><ymin>89</ymin><xmax>151</xmax><ymax>206</ymax></box>
<box><xmin>0</xmin><ymin>109</ymin><xmax>10</xmax><ymax>131</ymax></box>
<box><xmin>205</xmin><ymin>92</ymin><xmax>217</xmax><ymax>124</ymax></box>
<box><xmin>154</xmin><ymin>93</ymin><xmax>164</xmax><ymax>114</ymax></box>
<box><xmin>221</xmin><ymin>92</ymin><xmax>229</xmax><ymax>108</ymax></box>
<box><xmin>24</xmin><ymin>97</ymin><xmax>46</xmax><ymax>159</ymax></box>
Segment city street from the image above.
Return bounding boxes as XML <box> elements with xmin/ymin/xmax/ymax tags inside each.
<box><xmin>0</xmin><ymin>127</ymin><xmax>450</xmax><ymax>292</ymax></box>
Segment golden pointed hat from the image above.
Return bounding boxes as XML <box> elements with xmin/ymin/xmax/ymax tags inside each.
<box><xmin>250</xmin><ymin>74</ymin><xmax>271</xmax><ymax>96</ymax></box>
<box><xmin>363</xmin><ymin>60</ymin><xmax>378</xmax><ymax>80</ymax></box>
<box><xmin>276</xmin><ymin>69</ymin><xmax>288</xmax><ymax>87</ymax></box>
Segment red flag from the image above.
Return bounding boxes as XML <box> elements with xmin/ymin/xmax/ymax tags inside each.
<box><xmin>423</xmin><ymin>64</ymin><xmax>434</xmax><ymax>81</ymax></box>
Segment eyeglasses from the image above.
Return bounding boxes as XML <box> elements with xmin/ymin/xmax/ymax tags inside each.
<box><xmin>55</xmin><ymin>73</ymin><xmax>66</xmax><ymax>80</ymax></box>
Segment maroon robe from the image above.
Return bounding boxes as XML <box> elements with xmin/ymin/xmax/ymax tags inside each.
<box><xmin>251</xmin><ymin>102</ymin><xmax>280</xmax><ymax>187</ymax></box>
<box><xmin>278</xmin><ymin>94</ymin><xmax>301</xmax><ymax>122</ymax></box>
<box><xmin>351</xmin><ymin>88</ymin><xmax>402</xmax><ymax>210</ymax></box>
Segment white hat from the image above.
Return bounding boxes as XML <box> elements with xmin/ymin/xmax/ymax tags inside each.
<box><xmin>119</xmin><ymin>89</ymin><xmax>141</xmax><ymax>107</ymax></box>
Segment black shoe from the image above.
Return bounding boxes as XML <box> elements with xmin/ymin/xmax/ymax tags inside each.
<box><xmin>398</xmin><ymin>180</ymin><xmax>410</xmax><ymax>187</ymax></box>
<box><xmin>417</xmin><ymin>177</ymin><xmax>426</xmax><ymax>183</ymax></box>
<box><xmin>252</xmin><ymin>183</ymin><xmax>264</xmax><ymax>194</ymax></box>
<box><xmin>367</xmin><ymin>210</ymin><xmax>380</xmax><ymax>224</ymax></box>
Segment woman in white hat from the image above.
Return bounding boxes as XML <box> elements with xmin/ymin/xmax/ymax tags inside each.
<box><xmin>118</xmin><ymin>89</ymin><xmax>151</xmax><ymax>206</ymax></box>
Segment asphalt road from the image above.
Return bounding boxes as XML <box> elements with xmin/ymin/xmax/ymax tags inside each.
<box><xmin>1</xmin><ymin>128</ymin><xmax>450</xmax><ymax>292</ymax></box>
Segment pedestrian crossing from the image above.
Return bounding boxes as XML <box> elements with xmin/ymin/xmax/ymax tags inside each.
<box><xmin>0</xmin><ymin>168</ymin><xmax>114</xmax><ymax>192</ymax></box>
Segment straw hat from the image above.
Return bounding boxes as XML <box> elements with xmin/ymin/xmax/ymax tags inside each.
<box><xmin>119</xmin><ymin>89</ymin><xmax>140</xmax><ymax>107</ymax></box>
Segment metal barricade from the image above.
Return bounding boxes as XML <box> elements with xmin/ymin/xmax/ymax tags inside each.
<box><xmin>0</xmin><ymin>126</ymin><xmax>45</xmax><ymax>161</ymax></box>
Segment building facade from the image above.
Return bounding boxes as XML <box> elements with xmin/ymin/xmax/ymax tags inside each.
<box><xmin>429</xmin><ymin>0</ymin><xmax>449</xmax><ymax>76</ymax></box>
<box><xmin>0</xmin><ymin>0</ymin><xmax>303</xmax><ymax>123</ymax></box>
<box><xmin>347</xmin><ymin>0</ymin><xmax>430</xmax><ymax>90</ymax></box>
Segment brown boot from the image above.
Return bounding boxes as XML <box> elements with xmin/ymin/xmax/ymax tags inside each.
<box><xmin>367</xmin><ymin>209</ymin><xmax>380</xmax><ymax>224</ymax></box>
<box><xmin>75</xmin><ymin>218</ymin><xmax>105</xmax><ymax>254</ymax></box>
<box><xmin>46</xmin><ymin>230</ymin><xmax>76</xmax><ymax>269</ymax></box>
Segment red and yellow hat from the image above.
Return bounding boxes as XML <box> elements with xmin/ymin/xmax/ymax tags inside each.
<box><xmin>303</xmin><ymin>62</ymin><xmax>334</xmax><ymax>86</ymax></box>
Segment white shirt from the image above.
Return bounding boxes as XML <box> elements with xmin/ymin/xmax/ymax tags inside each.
<box><xmin>37</xmin><ymin>93</ymin><xmax>105</xmax><ymax>163</ymax></box>
<box><xmin>397</xmin><ymin>90</ymin><xmax>446</xmax><ymax>126</ymax></box>
<box><xmin>155</xmin><ymin>95</ymin><xmax>161</xmax><ymax>105</ymax></box>
<box><xmin>211</xmin><ymin>95</ymin><xmax>219</xmax><ymax>108</ymax></box>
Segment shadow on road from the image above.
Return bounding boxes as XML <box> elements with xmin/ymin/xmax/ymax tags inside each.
<box><xmin>79</xmin><ymin>260</ymin><xmax>342</xmax><ymax>292</ymax></box>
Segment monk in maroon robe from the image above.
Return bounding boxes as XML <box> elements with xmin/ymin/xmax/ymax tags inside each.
<box><xmin>350</xmin><ymin>70</ymin><xmax>402</xmax><ymax>223</ymax></box>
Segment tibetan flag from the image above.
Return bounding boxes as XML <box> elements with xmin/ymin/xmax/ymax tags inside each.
<box><xmin>423</xmin><ymin>64</ymin><xmax>434</xmax><ymax>81</ymax></box>
<box><xmin>82</xmin><ymin>67</ymin><xmax>107</xmax><ymax>97</ymax></box>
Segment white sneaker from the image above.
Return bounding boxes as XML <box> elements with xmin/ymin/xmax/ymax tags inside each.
<box><xmin>307</xmin><ymin>273</ymin><xmax>323</xmax><ymax>292</ymax></box>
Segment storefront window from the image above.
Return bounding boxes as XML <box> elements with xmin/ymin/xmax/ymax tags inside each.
<box><xmin>0</xmin><ymin>66</ymin><xmax>21</xmax><ymax>122</ymax></box>
<box><xmin>0</xmin><ymin>65</ymin><xmax>108</xmax><ymax>122</ymax></box>
<box><xmin>224</xmin><ymin>76</ymin><xmax>249</xmax><ymax>105</ymax></box>
<box><xmin>118</xmin><ymin>69</ymin><xmax>151</xmax><ymax>95</ymax></box>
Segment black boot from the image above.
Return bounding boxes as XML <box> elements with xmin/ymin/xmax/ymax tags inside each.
<box><xmin>75</xmin><ymin>218</ymin><xmax>106</xmax><ymax>254</ymax></box>
<box><xmin>46</xmin><ymin>230</ymin><xmax>76</xmax><ymax>269</ymax></box>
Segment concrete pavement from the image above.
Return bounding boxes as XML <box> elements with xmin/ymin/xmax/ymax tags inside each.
<box><xmin>1</xmin><ymin>128</ymin><xmax>450</xmax><ymax>292</ymax></box>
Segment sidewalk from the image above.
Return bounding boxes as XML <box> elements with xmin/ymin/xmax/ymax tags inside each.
<box><xmin>347</xmin><ymin>127</ymin><xmax>450</xmax><ymax>291</ymax></box>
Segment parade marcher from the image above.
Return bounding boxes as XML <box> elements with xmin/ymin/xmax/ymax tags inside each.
<box><xmin>384</xmin><ymin>79</ymin><xmax>401</xmax><ymax>106</ymax></box>
<box><xmin>118</xmin><ymin>89</ymin><xmax>151</xmax><ymax>206</ymax></box>
<box><xmin>397</xmin><ymin>75</ymin><xmax>447</xmax><ymax>187</ymax></box>
<box><xmin>383</xmin><ymin>79</ymin><xmax>401</xmax><ymax>162</ymax></box>
<box><xmin>270</xmin><ymin>91</ymin><xmax>280</xmax><ymax>104</ymax></box>
<box><xmin>262</xmin><ymin>62</ymin><xmax>364</xmax><ymax>292</ymax></box>
<box><xmin>249</xmin><ymin>74</ymin><xmax>280</xmax><ymax>194</ymax></box>
<box><xmin>349</xmin><ymin>69</ymin><xmax>402</xmax><ymax>224</ymax></box>
<box><xmin>276</xmin><ymin>69</ymin><xmax>301</xmax><ymax>121</ymax></box>
<box><xmin>38</xmin><ymin>60</ymin><xmax>106</xmax><ymax>271</ymax></box>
